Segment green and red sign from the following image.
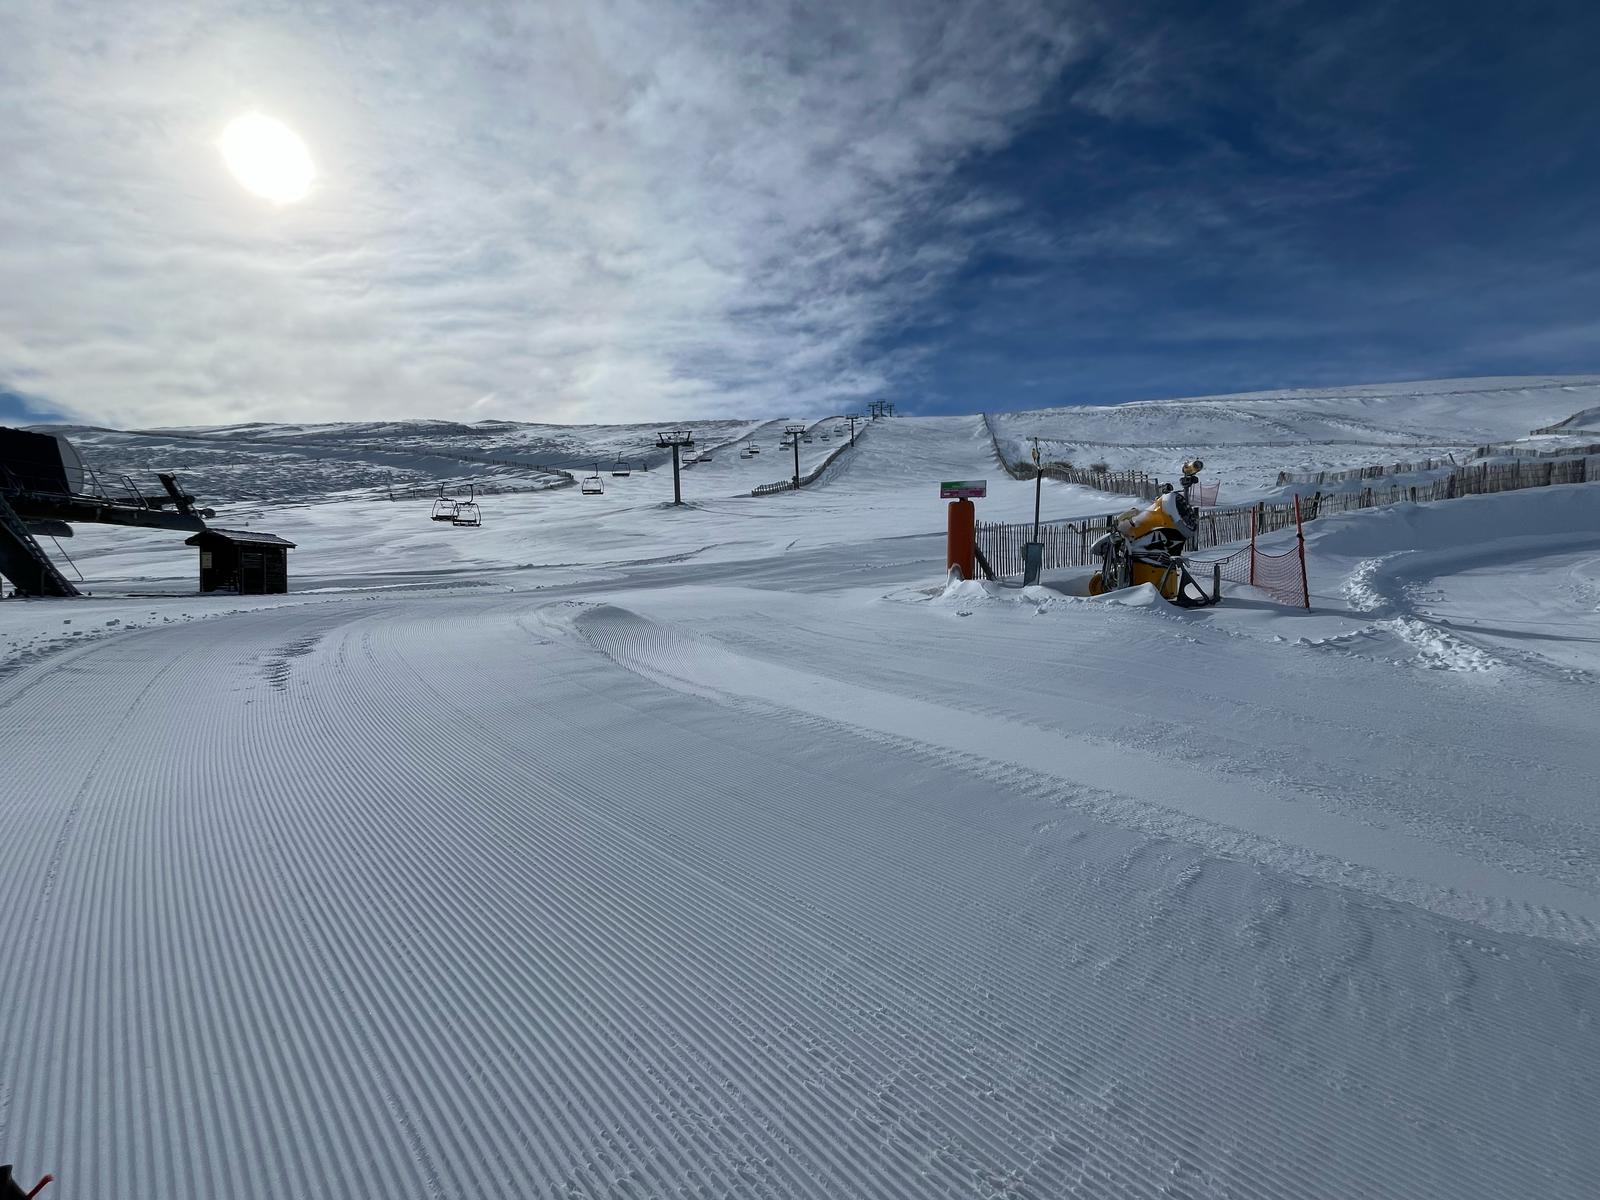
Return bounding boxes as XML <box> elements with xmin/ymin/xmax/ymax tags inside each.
<box><xmin>939</xmin><ymin>479</ymin><xmax>987</xmax><ymax>499</ymax></box>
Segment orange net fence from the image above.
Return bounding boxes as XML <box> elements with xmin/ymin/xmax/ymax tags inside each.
<box><xmin>1186</xmin><ymin>499</ymin><xmax>1309</xmax><ymax>608</ymax></box>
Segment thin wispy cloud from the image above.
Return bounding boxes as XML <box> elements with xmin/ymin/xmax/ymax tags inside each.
<box><xmin>890</xmin><ymin>0</ymin><xmax>1600</xmax><ymax>407</ymax></box>
<box><xmin>0</xmin><ymin>0</ymin><xmax>1078</xmax><ymax>427</ymax></box>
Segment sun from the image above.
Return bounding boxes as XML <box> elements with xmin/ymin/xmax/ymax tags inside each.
<box><xmin>218</xmin><ymin>113</ymin><xmax>315</xmax><ymax>204</ymax></box>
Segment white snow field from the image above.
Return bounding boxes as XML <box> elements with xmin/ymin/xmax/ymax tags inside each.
<box><xmin>988</xmin><ymin>374</ymin><xmax>1600</xmax><ymax>492</ymax></box>
<box><xmin>4</xmin><ymin>379</ymin><xmax>1600</xmax><ymax>1199</ymax></box>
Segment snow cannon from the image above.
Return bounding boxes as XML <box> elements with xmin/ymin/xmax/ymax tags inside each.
<box><xmin>1087</xmin><ymin>462</ymin><xmax>1218</xmax><ymax>608</ymax></box>
<box><xmin>0</xmin><ymin>1165</ymin><xmax>54</xmax><ymax>1199</ymax></box>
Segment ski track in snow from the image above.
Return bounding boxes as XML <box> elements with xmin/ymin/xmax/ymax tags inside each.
<box><xmin>555</xmin><ymin>596</ymin><xmax>1600</xmax><ymax>938</ymax></box>
<box><xmin>3</xmin><ymin>594</ymin><xmax>1598</xmax><ymax>1198</ymax></box>
<box><xmin>1312</xmin><ymin>532</ymin><xmax>1600</xmax><ymax>679</ymax></box>
<box><xmin>5</xmin><ymin>395</ymin><xmax>1600</xmax><ymax>1198</ymax></box>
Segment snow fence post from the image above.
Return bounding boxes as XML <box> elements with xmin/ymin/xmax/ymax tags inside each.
<box><xmin>1293</xmin><ymin>493</ymin><xmax>1310</xmax><ymax>609</ymax></box>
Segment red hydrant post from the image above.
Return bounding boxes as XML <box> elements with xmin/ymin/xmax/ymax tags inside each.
<box><xmin>947</xmin><ymin>497</ymin><xmax>976</xmax><ymax>581</ymax></box>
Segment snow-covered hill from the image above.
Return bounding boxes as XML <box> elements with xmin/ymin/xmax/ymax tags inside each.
<box><xmin>39</xmin><ymin>373</ymin><xmax>1599</xmax><ymax>508</ymax></box>
<box><xmin>4</xmin><ymin>378</ymin><xmax>1599</xmax><ymax>1199</ymax></box>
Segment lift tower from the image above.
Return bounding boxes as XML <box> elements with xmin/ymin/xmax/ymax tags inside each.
<box><xmin>785</xmin><ymin>424</ymin><xmax>808</xmax><ymax>488</ymax></box>
<box><xmin>655</xmin><ymin>430</ymin><xmax>695</xmax><ymax>506</ymax></box>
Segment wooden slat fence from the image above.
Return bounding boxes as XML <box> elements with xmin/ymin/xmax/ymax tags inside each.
<box><xmin>978</xmin><ymin>453</ymin><xmax>1593</xmax><ymax>580</ymax></box>
<box><xmin>981</xmin><ymin>413</ymin><xmax>1190</xmax><ymax>503</ymax></box>
<box><xmin>1277</xmin><ymin>456</ymin><xmax>1458</xmax><ymax>485</ymax></box>
<box><xmin>751</xmin><ymin>423</ymin><xmax>868</xmax><ymax>496</ymax></box>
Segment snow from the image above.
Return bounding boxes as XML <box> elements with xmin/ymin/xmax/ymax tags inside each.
<box><xmin>4</xmin><ymin>379</ymin><xmax>1600</xmax><ymax>1198</ymax></box>
<box><xmin>989</xmin><ymin>374</ymin><xmax>1600</xmax><ymax>492</ymax></box>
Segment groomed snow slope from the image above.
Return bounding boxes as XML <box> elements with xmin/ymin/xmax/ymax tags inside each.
<box><xmin>4</xmin><ymin>391</ymin><xmax>1600</xmax><ymax>1199</ymax></box>
<box><xmin>989</xmin><ymin>374</ymin><xmax>1600</xmax><ymax>490</ymax></box>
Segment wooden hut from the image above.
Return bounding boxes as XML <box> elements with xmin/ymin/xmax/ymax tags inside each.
<box><xmin>184</xmin><ymin>528</ymin><xmax>296</xmax><ymax>594</ymax></box>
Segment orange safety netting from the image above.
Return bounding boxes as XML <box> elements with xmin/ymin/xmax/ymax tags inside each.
<box><xmin>1188</xmin><ymin>531</ymin><xmax>1309</xmax><ymax>609</ymax></box>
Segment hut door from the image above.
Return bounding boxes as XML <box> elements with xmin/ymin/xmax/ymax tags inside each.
<box><xmin>239</xmin><ymin>551</ymin><xmax>265</xmax><ymax>594</ymax></box>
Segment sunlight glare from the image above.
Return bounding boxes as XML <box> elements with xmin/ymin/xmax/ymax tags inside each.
<box><xmin>218</xmin><ymin>112</ymin><xmax>315</xmax><ymax>204</ymax></box>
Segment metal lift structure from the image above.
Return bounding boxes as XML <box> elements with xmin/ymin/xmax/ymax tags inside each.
<box><xmin>0</xmin><ymin>426</ymin><xmax>212</xmax><ymax>597</ymax></box>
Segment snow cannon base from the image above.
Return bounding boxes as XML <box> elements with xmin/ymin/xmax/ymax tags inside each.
<box><xmin>1088</xmin><ymin>554</ymin><xmax>1219</xmax><ymax>608</ymax></box>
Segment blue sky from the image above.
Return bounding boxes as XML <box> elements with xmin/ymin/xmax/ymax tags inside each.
<box><xmin>888</xmin><ymin>0</ymin><xmax>1600</xmax><ymax>407</ymax></box>
<box><xmin>1</xmin><ymin>0</ymin><xmax>1596</xmax><ymax>427</ymax></box>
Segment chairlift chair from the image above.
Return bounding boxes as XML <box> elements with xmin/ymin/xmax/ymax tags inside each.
<box><xmin>611</xmin><ymin>456</ymin><xmax>632</xmax><ymax>478</ymax></box>
<box><xmin>581</xmin><ymin>464</ymin><xmax>605</xmax><ymax>495</ymax></box>
<box><xmin>802</xmin><ymin>434</ymin><xmax>813</xmax><ymax>443</ymax></box>
<box><xmin>451</xmin><ymin>484</ymin><xmax>482</xmax><ymax>527</ymax></box>
<box><xmin>749</xmin><ymin>443</ymin><xmax>761</xmax><ymax>454</ymax></box>
<box><xmin>430</xmin><ymin>486</ymin><xmax>458</xmax><ymax>522</ymax></box>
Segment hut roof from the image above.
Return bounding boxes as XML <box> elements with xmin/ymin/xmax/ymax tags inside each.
<box><xmin>184</xmin><ymin>528</ymin><xmax>297</xmax><ymax>549</ymax></box>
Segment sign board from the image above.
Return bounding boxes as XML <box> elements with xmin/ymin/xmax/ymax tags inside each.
<box><xmin>940</xmin><ymin>479</ymin><xmax>987</xmax><ymax>499</ymax></box>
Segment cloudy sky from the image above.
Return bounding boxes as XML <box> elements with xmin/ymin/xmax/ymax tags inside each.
<box><xmin>2</xmin><ymin>0</ymin><xmax>1596</xmax><ymax>428</ymax></box>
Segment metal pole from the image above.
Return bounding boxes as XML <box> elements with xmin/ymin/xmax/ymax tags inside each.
<box><xmin>1294</xmin><ymin>493</ymin><xmax>1309</xmax><ymax>608</ymax></box>
<box><xmin>1249</xmin><ymin>506</ymin><xmax>1257</xmax><ymax>587</ymax></box>
<box><xmin>1034</xmin><ymin>467</ymin><xmax>1042</xmax><ymax>541</ymax></box>
<box><xmin>786</xmin><ymin>423</ymin><xmax>806</xmax><ymax>489</ymax></box>
<box><xmin>672</xmin><ymin>444</ymin><xmax>682</xmax><ymax>505</ymax></box>
<box><xmin>1031</xmin><ymin>438</ymin><xmax>1042</xmax><ymax>542</ymax></box>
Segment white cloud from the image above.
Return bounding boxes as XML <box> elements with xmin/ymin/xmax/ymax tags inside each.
<box><xmin>0</xmin><ymin>0</ymin><xmax>1077</xmax><ymax>426</ymax></box>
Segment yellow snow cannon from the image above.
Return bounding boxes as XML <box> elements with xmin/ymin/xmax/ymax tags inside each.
<box><xmin>1087</xmin><ymin>476</ymin><xmax>1219</xmax><ymax>608</ymax></box>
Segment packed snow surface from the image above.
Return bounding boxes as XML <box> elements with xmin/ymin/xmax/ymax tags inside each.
<box><xmin>989</xmin><ymin>374</ymin><xmax>1600</xmax><ymax>490</ymax></box>
<box><xmin>4</xmin><ymin>380</ymin><xmax>1599</xmax><ymax>1199</ymax></box>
